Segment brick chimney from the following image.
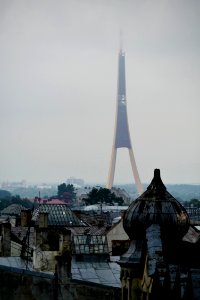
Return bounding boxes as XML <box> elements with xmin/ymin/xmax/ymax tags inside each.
<box><xmin>38</xmin><ymin>212</ymin><xmax>48</xmax><ymax>228</ymax></box>
<box><xmin>21</xmin><ymin>209</ymin><xmax>32</xmax><ymax>227</ymax></box>
<box><xmin>1</xmin><ymin>222</ymin><xmax>11</xmax><ymax>256</ymax></box>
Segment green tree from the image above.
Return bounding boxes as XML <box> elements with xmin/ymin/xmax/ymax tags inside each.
<box><xmin>11</xmin><ymin>195</ymin><xmax>33</xmax><ymax>209</ymax></box>
<box><xmin>57</xmin><ymin>183</ymin><xmax>76</xmax><ymax>200</ymax></box>
<box><xmin>0</xmin><ymin>194</ymin><xmax>33</xmax><ymax>210</ymax></box>
<box><xmin>189</xmin><ymin>198</ymin><xmax>200</xmax><ymax>208</ymax></box>
<box><xmin>85</xmin><ymin>187</ymin><xmax>124</xmax><ymax>206</ymax></box>
<box><xmin>0</xmin><ymin>189</ymin><xmax>11</xmax><ymax>199</ymax></box>
<box><xmin>58</xmin><ymin>183</ymin><xmax>67</xmax><ymax>197</ymax></box>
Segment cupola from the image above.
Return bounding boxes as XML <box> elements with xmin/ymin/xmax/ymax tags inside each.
<box><xmin>123</xmin><ymin>169</ymin><xmax>189</xmax><ymax>241</ymax></box>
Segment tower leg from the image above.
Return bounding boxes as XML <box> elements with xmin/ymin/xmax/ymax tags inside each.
<box><xmin>128</xmin><ymin>148</ymin><xmax>143</xmax><ymax>195</ymax></box>
<box><xmin>106</xmin><ymin>147</ymin><xmax>117</xmax><ymax>189</ymax></box>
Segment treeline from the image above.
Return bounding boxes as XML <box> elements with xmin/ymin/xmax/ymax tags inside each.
<box><xmin>0</xmin><ymin>183</ymin><xmax>76</xmax><ymax>211</ymax></box>
<box><xmin>3</xmin><ymin>187</ymin><xmax>57</xmax><ymax>199</ymax></box>
<box><xmin>84</xmin><ymin>187</ymin><xmax>124</xmax><ymax>206</ymax></box>
<box><xmin>184</xmin><ymin>198</ymin><xmax>200</xmax><ymax>208</ymax></box>
<box><xmin>57</xmin><ymin>183</ymin><xmax>76</xmax><ymax>200</ymax></box>
<box><xmin>0</xmin><ymin>190</ymin><xmax>33</xmax><ymax>211</ymax></box>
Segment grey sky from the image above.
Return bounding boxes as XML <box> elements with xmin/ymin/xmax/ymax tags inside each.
<box><xmin>0</xmin><ymin>0</ymin><xmax>199</xmax><ymax>184</ymax></box>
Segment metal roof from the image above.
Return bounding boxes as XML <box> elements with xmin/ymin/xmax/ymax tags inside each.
<box><xmin>123</xmin><ymin>169</ymin><xmax>189</xmax><ymax>240</ymax></box>
<box><xmin>71</xmin><ymin>258</ymin><xmax>121</xmax><ymax>287</ymax></box>
<box><xmin>0</xmin><ymin>257</ymin><xmax>53</xmax><ymax>279</ymax></box>
<box><xmin>0</xmin><ymin>257</ymin><xmax>33</xmax><ymax>270</ymax></box>
<box><xmin>83</xmin><ymin>205</ymin><xmax>128</xmax><ymax>212</ymax></box>
<box><xmin>0</xmin><ymin>257</ymin><xmax>121</xmax><ymax>288</ymax></box>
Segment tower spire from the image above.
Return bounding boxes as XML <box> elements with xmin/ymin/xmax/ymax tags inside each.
<box><xmin>119</xmin><ymin>30</ymin><xmax>123</xmax><ymax>52</ymax></box>
<box><xmin>106</xmin><ymin>49</ymin><xmax>143</xmax><ymax>195</ymax></box>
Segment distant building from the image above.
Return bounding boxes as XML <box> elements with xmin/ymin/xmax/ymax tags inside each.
<box><xmin>66</xmin><ymin>177</ymin><xmax>84</xmax><ymax>187</ymax></box>
<box><xmin>111</xmin><ymin>187</ymin><xmax>132</xmax><ymax>205</ymax></box>
<box><xmin>36</xmin><ymin>183</ymin><xmax>53</xmax><ymax>189</ymax></box>
<box><xmin>1</xmin><ymin>180</ymin><xmax>28</xmax><ymax>189</ymax></box>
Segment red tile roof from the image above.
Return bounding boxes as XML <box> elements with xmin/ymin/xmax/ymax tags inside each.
<box><xmin>47</xmin><ymin>199</ymin><xmax>66</xmax><ymax>205</ymax></box>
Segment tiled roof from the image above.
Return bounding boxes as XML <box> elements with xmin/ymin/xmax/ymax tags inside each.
<box><xmin>87</xmin><ymin>225</ymin><xmax>111</xmax><ymax>236</ymax></box>
<box><xmin>32</xmin><ymin>204</ymin><xmax>87</xmax><ymax>227</ymax></box>
<box><xmin>47</xmin><ymin>199</ymin><xmax>66</xmax><ymax>205</ymax></box>
<box><xmin>0</xmin><ymin>204</ymin><xmax>27</xmax><ymax>216</ymax></box>
<box><xmin>73</xmin><ymin>210</ymin><xmax>113</xmax><ymax>226</ymax></box>
<box><xmin>65</xmin><ymin>227</ymin><xmax>88</xmax><ymax>235</ymax></box>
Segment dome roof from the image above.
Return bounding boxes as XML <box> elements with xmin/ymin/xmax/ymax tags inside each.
<box><xmin>123</xmin><ymin>169</ymin><xmax>189</xmax><ymax>240</ymax></box>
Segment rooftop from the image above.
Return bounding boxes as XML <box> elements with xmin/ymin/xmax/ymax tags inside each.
<box><xmin>72</xmin><ymin>257</ymin><xmax>121</xmax><ymax>287</ymax></box>
<box><xmin>1</xmin><ymin>204</ymin><xmax>27</xmax><ymax>216</ymax></box>
<box><xmin>32</xmin><ymin>204</ymin><xmax>87</xmax><ymax>227</ymax></box>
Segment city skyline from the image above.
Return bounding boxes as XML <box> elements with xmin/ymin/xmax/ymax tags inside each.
<box><xmin>0</xmin><ymin>0</ymin><xmax>200</xmax><ymax>184</ymax></box>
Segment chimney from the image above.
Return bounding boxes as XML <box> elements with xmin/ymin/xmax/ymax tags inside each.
<box><xmin>1</xmin><ymin>222</ymin><xmax>11</xmax><ymax>256</ymax></box>
<box><xmin>38</xmin><ymin>212</ymin><xmax>48</xmax><ymax>228</ymax></box>
<box><xmin>54</xmin><ymin>230</ymin><xmax>72</xmax><ymax>283</ymax></box>
<box><xmin>21</xmin><ymin>209</ymin><xmax>32</xmax><ymax>227</ymax></box>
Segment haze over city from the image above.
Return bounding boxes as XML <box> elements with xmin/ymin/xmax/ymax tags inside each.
<box><xmin>0</xmin><ymin>0</ymin><xmax>199</xmax><ymax>185</ymax></box>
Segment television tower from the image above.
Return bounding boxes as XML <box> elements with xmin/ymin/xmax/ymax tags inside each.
<box><xmin>106</xmin><ymin>47</ymin><xmax>143</xmax><ymax>195</ymax></box>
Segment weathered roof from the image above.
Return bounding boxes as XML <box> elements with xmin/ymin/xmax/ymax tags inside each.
<box><xmin>123</xmin><ymin>169</ymin><xmax>189</xmax><ymax>240</ymax></box>
<box><xmin>0</xmin><ymin>257</ymin><xmax>32</xmax><ymax>270</ymax></box>
<box><xmin>72</xmin><ymin>258</ymin><xmax>121</xmax><ymax>287</ymax></box>
<box><xmin>119</xmin><ymin>170</ymin><xmax>200</xmax><ymax>299</ymax></box>
<box><xmin>73</xmin><ymin>210</ymin><xmax>114</xmax><ymax>226</ymax></box>
<box><xmin>0</xmin><ymin>257</ymin><xmax>53</xmax><ymax>279</ymax></box>
<box><xmin>32</xmin><ymin>204</ymin><xmax>87</xmax><ymax>227</ymax></box>
<box><xmin>1</xmin><ymin>204</ymin><xmax>27</xmax><ymax>216</ymax></box>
